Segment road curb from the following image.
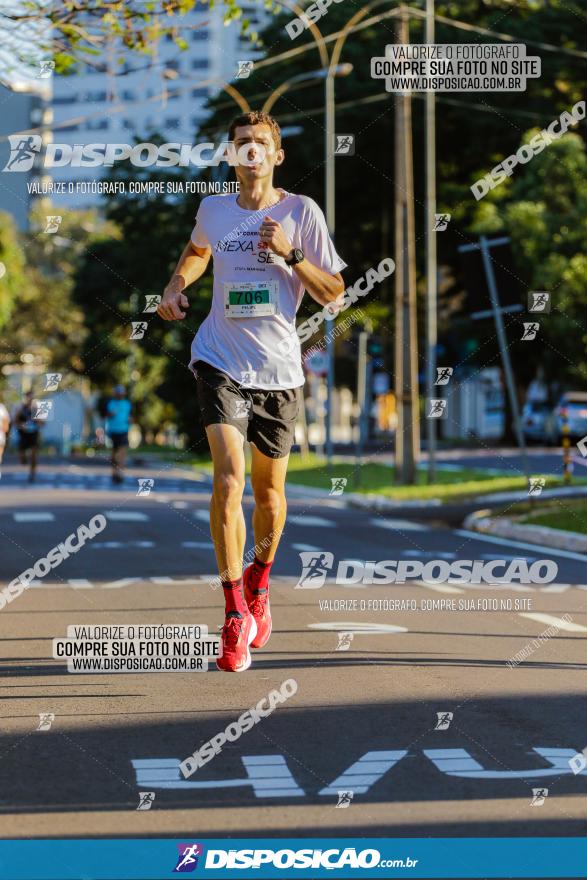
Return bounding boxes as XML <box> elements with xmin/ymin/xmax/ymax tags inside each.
<box><xmin>347</xmin><ymin>493</ymin><xmax>442</xmax><ymax>511</ymax></box>
<box><xmin>347</xmin><ymin>485</ymin><xmax>587</xmax><ymax>517</ymax></box>
<box><xmin>463</xmin><ymin>509</ymin><xmax>587</xmax><ymax>553</ymax></box>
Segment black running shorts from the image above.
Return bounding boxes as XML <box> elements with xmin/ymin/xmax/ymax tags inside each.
<box><xmin>194</xmin><ymin>360</ymin><xmax>302</xmax><ymax>459</ymax></box>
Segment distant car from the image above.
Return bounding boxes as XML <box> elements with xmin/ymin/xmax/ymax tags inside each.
<box><xmin>555</xmin><ymin>392</ymin><xmax>587</xmax><ymax>442</ymax></box>
<box><xmin>522</xmin><ymin>401</ymin><xmax>557</xmax><ymax>444</ymax></box>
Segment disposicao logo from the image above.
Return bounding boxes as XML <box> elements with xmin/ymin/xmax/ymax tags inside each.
<box><xmin>174</xmin><ymin>843</ymin><xmax>204</xmax><ymax>873</ymax></box>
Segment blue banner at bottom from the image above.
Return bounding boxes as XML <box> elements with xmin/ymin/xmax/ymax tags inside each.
<box><xmin>0</xmin><ymin>838</ymin><xmax>586</xmax><ymax>880</ymax></box>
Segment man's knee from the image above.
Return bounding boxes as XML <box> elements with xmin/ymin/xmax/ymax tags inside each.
<box><xmin>253</xmin><ymin>486</ymin><xmax>286</xmax><ymax>519</ymax></box>
<box><xmin>213</xmin><ymin>472</ymin><xmax>244</xmax><ymax>508</ymax></box>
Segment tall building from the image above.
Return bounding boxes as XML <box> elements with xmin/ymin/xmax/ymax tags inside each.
<box><xmin>0</xmin><ymin>81</ymin><xmax>52</xmax><ymax>229</ymax></box>
<box><xmin>48</xmin><ymin>4</ymin><xmax>268</xmax><ymax>209</ymax></box>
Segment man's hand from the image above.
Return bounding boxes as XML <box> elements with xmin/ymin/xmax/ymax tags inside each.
<box><xmin>157</xmin><ymin>278</ymin><xmax>189</xmax><ymax>321</ymax></box>
<box><xmin>259</xmin><ymin>216</ymin><xmax>292</xmax><ymax>259</ymax></box>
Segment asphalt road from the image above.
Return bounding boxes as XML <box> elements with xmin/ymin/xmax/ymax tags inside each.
<box><xmin>375</xmin><ymin>446</ymin><xmax>587</xmax><ymax>478</ymax></box>
<box><xmin>1</xmin><ymin>458</ymin><xmax>586</xmax><ymax>840</ymax></box>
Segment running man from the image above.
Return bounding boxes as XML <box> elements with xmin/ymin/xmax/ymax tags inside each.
<box><xmin>14</xmin><ymin>391</ymin><xmax>41</xmax><ymax>482</ymax></box>
<box><xmin>158</xmin><ymin>111</ymin><xmax>346</xmax><ymax>672</ymax></box>
<box><xmin>105</xmin><ymin>385</ymin><xmax>132</xmax><ymax>484</ymax></box>
<box><xmin>0</xmin><ymin>398</ymin><xmax>10</xmax><ymax>472</ymax></box>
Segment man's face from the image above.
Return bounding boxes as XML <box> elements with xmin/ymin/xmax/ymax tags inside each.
<box><xmin>232</xmin><ymin>123</ymin><xmax>284</xmax><ymax>185</ymax></box>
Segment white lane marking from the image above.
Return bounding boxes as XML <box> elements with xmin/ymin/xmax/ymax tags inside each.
<box><xmin>92</xmin><ymin>540</ymin><xmax>155</xmax><ymax>549</ymax></box>
<box><xmin>454</xmin><ymin>529</ymin><xmax>587</xmax><ymax>563</ymax></box>
<box><xmin>27</xmin><ymin>577</ymin><xmax>206</xmax><ymax>589</ymax></box>
<box><xmin>146</xmin><ymin>575</ymin><xmax>199</xmax><ymax>586</ymax></box>
<box><xmin>150</xmin><ymin>576</ymin><xmax>202</xmax><ymax>585</ymax></box>
<box><xmin>104</xmin><ymin>511</ymin><xmax>149</xmax><ymax>522</ymax></box>
<box><xmin>308</xmin><ymin>622</ymin><xmax>408</xmax><ymax>634</ymax></box>
<box><xmin>370</xmin><ymin>518</ymin><xmax>426</xmax><ymax>532</ymax></box>
<box><xmin>424</xmin><ymin>747</ymin><xmax>580</xmax><ymax>779</ymax></box>
<box><xmin>192</xmin><ymin>510</ymin><xmax>210</xmax><ymax>523</ymax></box>
<box><xmin>292</xmin><ymin>543</ymin><xmax>321</xmax><ymax>552</ymax></box>
<box><xmin>319</xmin><ymin>751</ymin><xmax>408</xmax><ymax>796</ymax></box>
<box><xmin>132</xmin><ymin>755</ymin><xmax>304</xmax><ymax>797</ymax></box>
<box><xmin>519</xmin><ymin>612</ymin><xmax>587</xmax><ymax>633</ymax></box>
<box><xmin>182</xmin><ymin>541</ymin><xmax>214</xmax><ymax>549</ymax></box>
<box><xmin>420</xmin><ymin>582</ymin><xmax>464</xmax><ymax>594</ymax></box>
<box><xmin>13</xmin><ymin>512</ymin><xmax>55</xmax><ymax>522</ymax></box>
<box><xmin>172</xmin><ymin>501</ymin><xmax>189</xmax><ymax>509</ymax></box>
<box><xmin>480</xmin><ymin>552</ymin><xmax>537</xmax><ymax>561</ymax></box>
<box><xmin>288</xmin><ymin>515</ymin><xmax>335</xmax><ymax>527</ymax></box>
<box><xmin>103</xmin><ymin>577</ymin><xmax>141</xmax><ymax>589</ymax></box>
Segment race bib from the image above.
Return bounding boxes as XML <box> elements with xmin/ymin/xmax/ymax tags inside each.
<box><xmin>223</xmin><ymin>281</ymin><xmax>277</xmax><ymax>318</ymax></box>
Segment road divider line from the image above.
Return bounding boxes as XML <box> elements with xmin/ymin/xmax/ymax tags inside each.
<box><xmin>454</xmin><ymin>529</ymin><xmax>587</xmax><ymax>563</ymax></box>
<box><xmin>519</xmin><ymin>612</ymin><xmax>587</xmax><ymax>633</ymax></box>
<box><xmin>67</xmin><ymin>579</ymin><xmax>93</xmax><ymax>589</ymax></box>
<box><xmin>13</xmin><ymin>512</ymin><xmax>55</xmax><ymax>522</ymax></box>
<box><xmin>104</xmin><ymin>511</ymin><xmax>149</xmax><ymax>522</ymax></box>
<box><xmin>288</xmin><ymin>515</ymin><xmax>334</xmax><ymax>527</ymax></box>
<box><xmin>370</xmin><ymin>518</ymin><xmax>426</xmax><ymax>532</ymax></box>
<box><xmin>308</xmin><ymin>622</ymin><xmax>408</xmax><ymax>634</ymax></box>
<box><xmin>418</xmin><ymin>582</ymin><xmax>464</xmax><ymax>594</ymax></box>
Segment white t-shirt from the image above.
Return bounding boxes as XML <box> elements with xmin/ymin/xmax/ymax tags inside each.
<box><xmin>189</xmin><ymin>190</ymin><xmax>346</xmax><ymax>389</ymax></box>
<box><xmin>0</xmin><ymin>403</ymin><xmax>8</xmax><ymax>446</ymax></box>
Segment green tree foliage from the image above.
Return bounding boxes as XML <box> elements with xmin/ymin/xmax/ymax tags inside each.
<box><xmin>200</xmin><ymin>0</ymin><xmax>586</xmax><ymax>388</ymax></box>
<box><xmin>0</xmin><ymin>0</ymin><xmax>252</xmax><ymax>81</ymax></box>
<box><xmin>473</xmin><ymin>130</ymin><xmax>587</xmax><ymax>390</ymax></box>
<box><xmin>72</xmin><ymin>145</ymin><xmax>213</xmax><ymax>443</ymax></box>
<box><xmin>0</xmin><ymin>210</ymin><xmax>27</xmax><ymax>334</ymax></box>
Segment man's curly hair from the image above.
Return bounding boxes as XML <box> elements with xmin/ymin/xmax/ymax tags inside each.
<box><xmin>228</xmin><ymin>111</ymin><xmax>282</xmax><ymax>150</ymax></box>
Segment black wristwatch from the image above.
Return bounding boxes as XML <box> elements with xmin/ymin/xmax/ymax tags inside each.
<box><xmin>285</xmin><ymin>248</ymin><xmax>304</xmax><ymax>266</ymax></box>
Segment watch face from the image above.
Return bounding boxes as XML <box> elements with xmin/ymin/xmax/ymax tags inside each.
<box><xmin>294</xmin><ymin>249</ymin><xmax>304</xmax><ymax>263</ymax></box>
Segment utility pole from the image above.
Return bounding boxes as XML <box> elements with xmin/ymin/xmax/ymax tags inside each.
<box><xmin>425</xmin><ymin>0</ymin><xmax>437</xmax><ymax>482</ymax></box>
<box><xmin>324</xmin><ymin>73</ymin><xmax>336</xmax><ymax>470</ymax></box>
<box><xmin>394</xmin><ymin>6</ymin><xmax>420</xmax><ymax>484</ymax></box>
<box><xmin>458</xmin><ymin>236</ymin><xmax>529</xmax><ymax>480</ymax></box>
<box><xmin>355</xmin><ymin>321</ymin><xmax>373</xmax><ymax>486</ymax></box>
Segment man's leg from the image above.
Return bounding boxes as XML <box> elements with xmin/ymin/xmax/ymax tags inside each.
<box><xmin>29</xmin><ymin>443</ymin><xmax>38</xmax><ymax>480</ymax></box>
<box><xmin>206</xmin><ymin>423</ymin><xmax>247</xmax><ymax>580</ymax></box>
<box><xmin>116</xmin><ymin>443</ymin><xmax>127</xmax><ymax>479</ymax></box>
<box><xmin>207</xmin><ymin>423</ymin><xmax>256</xmax><ymax>672</ymax></box>
<box><xmin>250</xmin><ymin>444</ymin><xmax>289</xmax><ymax>562</ymax></box>
<box><xmin>111</xmin><ymin>438</ymin><xmax>125</xmax><ymax>482</ymax></box>
<box><xmin>243</xmin><ymin>445</ymin><xmax>289</xmax><ymax>649</ymax></box>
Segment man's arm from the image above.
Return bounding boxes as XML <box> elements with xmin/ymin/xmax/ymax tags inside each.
<box><xmin>260</xmin><ymin>216</ymin><xmax>344</xmax><ymax>307</ymax></box>
<box><xmin>157</xmin><ymin>241</ymin><xmax>211</xmax><ymax>321</ymax></box>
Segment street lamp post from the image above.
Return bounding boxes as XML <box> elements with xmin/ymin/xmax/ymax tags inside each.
<box><xmin>262</xmin><ymin>64</ymin><xmax>353</xmax><ymax>469</ymax></box>
<box><xmin>425</xmin><ymin>0</ymin><xmax>437</xmax><ymax>482</ymax></box>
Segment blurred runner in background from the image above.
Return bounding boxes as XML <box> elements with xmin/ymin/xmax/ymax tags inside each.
<box><xmin>14</xmin><ymin>391</ymin><xmax>41</xmax><ymax>482</ymax></box>
<box><xmin>106</xmin><ymin>385</ymin><xmax>132</xmax><ymax>484</ymax></box>
<box><xmin>0</xmin><ymin>399</ymin><xmax>10</xmax><ymax>472</ymax></box>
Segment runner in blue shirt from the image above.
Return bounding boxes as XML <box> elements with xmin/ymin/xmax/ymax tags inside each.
<box><xmin>106</xmin><ymin>385</ymin><xmax>132</xmax><ymax>484</ymax></box>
